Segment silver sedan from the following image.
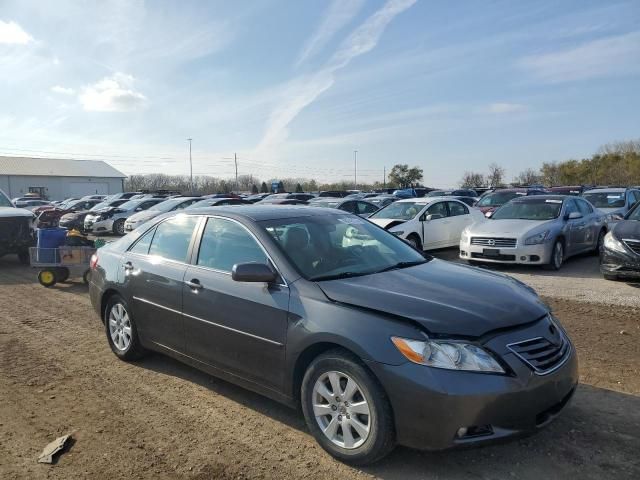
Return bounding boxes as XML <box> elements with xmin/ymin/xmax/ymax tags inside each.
<box><xmin>460</xmin><ymin>195</ymin><xmax>606</xmax><ymax>270</ymax></box>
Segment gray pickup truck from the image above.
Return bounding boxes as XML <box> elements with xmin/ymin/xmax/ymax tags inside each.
<box><xmin>0</xmin><ymin>188</ymin><xmax>35</xmax><ymax>264</ymax></box>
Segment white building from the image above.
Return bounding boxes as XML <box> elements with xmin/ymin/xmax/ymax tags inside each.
<box><xmin>0</xmin><ymin>156</ymin><xmax>126</xmax><ymax>200</ymax></box>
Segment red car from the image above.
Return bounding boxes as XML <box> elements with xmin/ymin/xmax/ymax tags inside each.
<box><xmin>35</xmin><ymin>198</ymin><xmax>103</xmax><ymax>228</ymax></box>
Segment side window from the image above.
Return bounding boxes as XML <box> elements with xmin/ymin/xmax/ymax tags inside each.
<box><xmin>148</xmin><ymin>216</ymin><xmax>199</xmax><ymax>262</ymax></box>
<box><xmin>340</xmin><ymin>201</ymin><xmax>357</xmax><ymax>214</ymax></box>
<box><xmin>129</xmin><ymin>226</ymin><xmax>157</xmax><ymax>255</ymax></box>
<box><xmin>197</xmin><ymin>218</ymin><xmax>268</xmax><ymax>272</ymax></box>
<box><xmin>425</xmin><ymin>202</ymin><xmax>448</xmax><ymax>219</ymax></box>
<box><xmin>633</xmin><ymin>191</ymin><xmax>640</xmax><ymax>204</ymax></box>
<box><xmin>357</xmin><ymin>202</ymin><xmax>378</xmax><ymax>214</ymax></box>
<box><xmin>447</xmin><ymin>201</ymin><xmax>469</xmax><ymax>216</ymax></box>
<box><xmin>139</xmin><ymin>201</ymin><xmax>157</xmax><ymax>210</ymax></box>
<box><xmin>173</xmin><ymin>200</ymin><xmax>196</xmax><ymax>210</ymax></box>
<box><xmin>564</xmin><ymin>199</ymin><xmax>579</xmax><ymax>215</ymax></box>
<box><xmin>576</xmin><ymin>199</ymin><xmax>593</xmax><ymax>215</ymax></box>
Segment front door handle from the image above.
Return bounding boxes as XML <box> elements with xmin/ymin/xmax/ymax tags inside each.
<box><xmin>185</xmin><ymin>279</ymin><xmax>203</xmax><ymax>291</ymax></box>
<box><xmin>123</xmin><ymin>262</ymin><xmax>134</xmax><ymax>271</ymax></box>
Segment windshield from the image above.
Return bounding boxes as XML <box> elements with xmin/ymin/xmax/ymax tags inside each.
<box><xmin>369</xmin><ymin>201</ymin><xmax>422</xmax><ymax>220</ymax></box>
<box><xmin>117</xmin><ymin>200</ymin><xmax>144</xmax><ymax>210</ymax></box>
<box><xmin>426</xmin><ymin>191</ymin><xmax>445</xmax><ymax>197</ymax></box>
<box><xmin>582</xmin><ymin>192</ymin><xmax>625</xmax><ymax>209</ymax></box>
<box><xmin>91</xmin><ymin>199</ymin><xmax>126</xmax><ymax>211</ymax></box>
<box><xmin>492</xmin><ymin>199</ymin><xmax>563</xmax><ymax>220</ymax></box>
<box><xmin>152</xmin><ymin>198</ymin><xmax>191</xmax><ymax>212</ymax></box>
<box><xmin>187</xmin><ymin>199</ymin><xmax>220</xmax><ymax>209</ymax></box>
<box><xmin>477</xmin><ymin>191</ymin><xmax>523</xmax><ymax>207</ymax></box>
<box><xmin>260</xmin><ymin>215</ymin><xmax>427</xmax><ymax>281</ymax></box>
<box><xmin>0</xmin><ymin>190</ymin><xmax>13</xmax><ymax>207</ymax></box>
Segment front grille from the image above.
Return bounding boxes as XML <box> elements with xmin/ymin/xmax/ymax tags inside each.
<box><xmin>471</xmin><ymin>252</ymin><xmax>516</xmax><ymax>261</ymax></box>
<box><xmin>0</xmin><ymin>217</ymin><xmax>31</xmax><ymax>243</ymax></box>
<box><xmin>623</xmin><ymin>239</ymin><xmax>640</xmax><ymax>255</ymax></box>
<box><xmin>507</xmin><ymin>331</ymin><xmax>571</xmax><ymax>374</ymax></box>
<box><xmin>471</xmin><ymin>237</ymin><xmax>517</xmax><ymax>248</ymax></box>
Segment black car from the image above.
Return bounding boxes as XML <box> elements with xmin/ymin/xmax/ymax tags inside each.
<box><xmin>600</xmin><ymin>202</ymin><xmax>640</xmax><ymax>280</ymax></box>
<box><xmin>59</xmin><ymin>198</ymin><xmax>129</xmax><ymax>231</ymax></box>
<box><xmin>309</xmin><ymin>197</ymin><xmax>379</xmax><ymax>217</ymax></box>
<box><xmin>89</xmin><ymin>206</ymin><xmax>578</xmax><ymax>465</ymax></box>
<box><xmin>259</xmin><ymin>193</ymin><xmax>316</xmax><ymax>203</ymax></box>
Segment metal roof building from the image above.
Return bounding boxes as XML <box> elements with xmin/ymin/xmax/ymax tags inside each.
<box><xmin>0</xmin><ymin>156</ymin><xmax>126</xmax><ymax>200</ymax></box>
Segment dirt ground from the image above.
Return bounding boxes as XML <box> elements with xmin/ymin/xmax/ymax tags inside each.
<box><xmin>0</xmin><ymin>255</ymin><xmax>639</xmax><ymax>479</ymax></box>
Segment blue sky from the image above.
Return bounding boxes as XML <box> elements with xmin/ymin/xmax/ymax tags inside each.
<box><xmin>0</xmin><ymin>0</ymin><xmax>639</xmax><ymax>187</ymax></box>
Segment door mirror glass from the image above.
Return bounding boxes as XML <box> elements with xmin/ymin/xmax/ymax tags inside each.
<box><xmin>232</xmin><ymin>263</ymin><xmax>277</xmax><ymax>283</ymax></box>
<box><xmin>426</xmin><ymin>213</ymin><xmax>444</xmax><ymax>221</ymax></box>
<box><xmin>567</xmin><ymin>211</ymin><xmax>582</xmax><ymax>220</ymax></box>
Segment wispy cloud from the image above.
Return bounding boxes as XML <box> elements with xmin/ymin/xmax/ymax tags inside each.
<box><xmin>486</xmin><ymin>103</ymin><xmax>527</xmax><ymax>114</ymax></box>
<box><xmin>79</xmin><ymin>73</ymin><xmax>147</xmax><ymax>112</ymax></box>
<box><xmin>0</xmin><ymin>20</ymin><xmax>33</xmax><ymax>45</ymax></box>
<box><xmin>51</xmin><ymin>85</ymin><xmax>74</xmax><ymax>95</ymax></box>
<box><xmin>258</xmin><ymin>0</ymin><xmax>417</xmax><ymax>151</ymax></box>
<box><xmin>519</xmin><ymin>31</ymin><xmax>640</xmax><ymax>83</ymax></box>
<box><xmin>296</xmin><ymin>0</ymin><xmax>365</xmax><ymax>67</ymax></box>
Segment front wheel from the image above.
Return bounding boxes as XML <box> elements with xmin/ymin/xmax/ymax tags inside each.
<box><xmin>544</xmin><ymin>240</ymin><xmax>564</xmax><ymax>271</ymax></box>
<box><xmin>113</xmin><ymin>219</ymin><xmax>125</xmax><ymax>236</ymax></box>
<box><xmin>406</xmin><ymin>234</ymin><xmax>422</xmax><ymax>251</ymax></box>
<box><xmin>593</xmin><ymin>229</ymin><xmax>606</xmax><ymax>255</ymax></box>
<box><xmin>38</xmin><ymin>269</ymin><xmax>57</xmax><ymax>287</ymax></box>
<box><xmin>301</xmin><ymin>350</ymin><xmax>395</xmax><ymax>465</ymax></box>
<box><xmin>104</xmin><ymin>295</ymin><xmax>146</xmax><ymax>361</ymax></box>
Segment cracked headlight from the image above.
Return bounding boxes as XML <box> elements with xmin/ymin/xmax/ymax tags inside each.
<box><xmin>603</xmin><ymin>231</ymin><xmax>626</xmax><ymax>253</ymax></box>
<box><xmin>391</xmin><ymin>337</ymin><xmax>505</xmax><ymax>373</ymax></box>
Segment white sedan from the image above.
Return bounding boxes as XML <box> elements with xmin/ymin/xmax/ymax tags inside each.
<box><xmin>368</xmin><ymin>197</ymin><xmax>485</xmax><ymax>250</ymax></box>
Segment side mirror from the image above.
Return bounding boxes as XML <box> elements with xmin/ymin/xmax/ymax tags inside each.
<box><xmin>425</xmin><ymin>213</ymin><xmax>444</xmax><ymax>221</ymax></box>
<box><xmin>232</xmin><ymin>263</ymin><xmax>277</xmax><ymax>283</ymax></box>
<box><xmin>135</xmin><ymin>207</ymin><xmax>143</xmax><ymax>211</ymax></box>
<box><xmin>485</xmin><ymin>211</ymin><xmax>493</xmax><ymax>218</ymax></box>
<box><xmin>566</xmin><ymin>211</ymin><xmax>582</xmax><ymax>220</ymax></box>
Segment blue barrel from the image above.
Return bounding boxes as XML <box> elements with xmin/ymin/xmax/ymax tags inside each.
<box><xmin>37</xmin><ymin>228</ymin><xmax>67</xmax><ymax>263</ymax></box>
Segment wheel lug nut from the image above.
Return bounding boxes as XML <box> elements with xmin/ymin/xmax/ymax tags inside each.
<box><xmin>337</xmin><ymin>415</ymin><xmax>342</xmax><ymax>422</ymax></box>
<box><xmin>346</xmin><ymin>414</ymin><xmax>350</xmax><ymax>419</ymax></box>
<box><xmin>335</xmin><ymin>396</ymin><xmax>340</xmax><ymax>402</ymax></box>
<box><xmin>331</xmin><ymin>405</ymin><xmax>337</xmax><ymax>411</ymax></box>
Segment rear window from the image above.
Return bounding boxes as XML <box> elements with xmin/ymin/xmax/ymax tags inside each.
<box><xmin>0</xmin><ymin>191</ymin><xmax>13</xmax><ymax>207</ymax></box>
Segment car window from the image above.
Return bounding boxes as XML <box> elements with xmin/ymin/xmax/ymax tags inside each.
<box><xmin>173</xmin><ymin>199</ymin><xmax>199</xmax><ymax>210</ymax></box>
<box><xmin>129</xmin><ymin>226</ymin><xmax>157</xmax><ymax>255</ymax></box>
<box><xmin>576</xmin><ymin>199</ymin><xmax>593</xmax><ymax>215</ymax></box>
<box><xmin>426</xmin><ymin>202</ymin><xmax>448</xmax><ymax>218</ymax></box>
<box><xmin>139</xmin><ymin>200</ymin><xmax>160</xmax><ymax>210</ymax></box>
<box><xmin>148</xmin><ymin>216</ymin><xmax>199</xmax><ymax>262</ymax></box>
<box><xmin>340</xmin><ymin>201</ymin><xmax>357</xmax><ymax>213</ymax></box>
<box><xmin>447</xmin><ymin>201</ymin><xmax>468</xmax><ymax>216</ymax></box>
<box><xmin>357</xmin><ymin>202</ymin><xmax>378</xmax><ymax>214</ymax></box>
<box><xmin>197</xmin><ymin>217</ymin><xmax>268</xmax><ymax>271</ymax></box>
<box><xmin>564</xmin><ymin>199</ymin><xmax>579</xmax><ymax>215</ymax></box>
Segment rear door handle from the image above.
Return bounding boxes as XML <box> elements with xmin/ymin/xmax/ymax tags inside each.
<box><xmin>123</xmin><ymin>262</ymin><xmax>134</xmax><ymax>271</ymax></box>
<box><xmin>185</xmin><ymin>279</ymin><xmax>203</xmax><ymax>291</ymax></box>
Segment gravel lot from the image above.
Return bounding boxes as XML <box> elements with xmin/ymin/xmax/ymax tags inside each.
<box><xmin>0</xmin><ymin>251</ymin><xmax>639</xmax><ymax>479</ymax></box>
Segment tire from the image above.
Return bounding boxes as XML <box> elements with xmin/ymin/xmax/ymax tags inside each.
<box><xmin>113</xmin><ymin>219</ymin><xmax>126</xmax><ymax>236</ymax></box>
<box><xmin>82</xmin><ymin>269</ymin><xmax>91</xmax><ymax>285</ymax></box>
<box><xmin>406</xmin><ymin>234</ymin><xmax>422</xmax><ymax>251</ymax></box>
<box><xmin>301</xmin><ymin>349</ymin><xmax>395</xmax><ymax>465</ymax></box>
<box><xmin>104</xmin><ymin>295</ymin><xmax>146</xmax><ymax>361</ymax></box>
<box><xmin>603</xmin><ymin>273</ymin><xmax>618</xmax><ymax>281</ymax></box>
<box><xmin>38</xmin><ymin>269</ymin><xmax>57</xmax><ymax>287</ymax></box>
<box><xmin>544</xmin><ymin>240</ymin><xmax>564</xmax><ymax>271</ymax></box>
<box><xmin>17</xmin><ymin>250</ymin><xmax>30</xmax><ymax>265</ymax></box>
<box><xmin>55</xmin><ymin>267</ymin><xmax>70</xmax><ymax>283</ymax></box>
<box><xmin>593</xmin><ymin>229</ymin><xmax>606</xmax><ymax>255</ymax></box>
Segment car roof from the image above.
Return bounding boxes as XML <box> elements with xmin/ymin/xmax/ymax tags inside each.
<box><xmin>395</xmin><ymin>196</ymin><xmax>452</xmax><ymax>204</ymax></box>
<box><xmin>511</xmin><ymin>194</ymin><xmax>567</xmax><ymax>202</ymax></box>
<box><xmin>175</xmin><ymin>205</ymin><xmax>346</xmax><ymax>221</ymax></box>
<box><xmin>583</xmin><ymin>187</ymin><xmax>626</xmax><ymax>193</ymax></box>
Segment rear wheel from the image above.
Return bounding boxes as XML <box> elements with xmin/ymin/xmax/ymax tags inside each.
<box><xmin>603</xmin><ymin>273</ymin><xmax>618</xmax><ymax>281</ymax></box>
<box><xmin>593</xmin><ymin>229</ymin><xmax>606</xmax><ymax>255</ymax></box>
<box><xmin>113</xmin><ymin>219</ymin><xmax>125</xmax><ymax>236</ymax></box>
<box><xmin>301</xmin><ymin>349</ymin><xmax>395</xmax><ymax>465</ymax></box>
<box><xmin>544</xmin><ymin>240</ymin><xmax>564</xmax><ymax>270</ymax></box>
<box><xmin>104</xmin><ymin>295</ymin><xmax>146</xmax><ymax>361</ymax></box>
<box><xmin>55</xmin><ymin>267</ymin><xmax>70</xmax><ymax>283</ymax></box>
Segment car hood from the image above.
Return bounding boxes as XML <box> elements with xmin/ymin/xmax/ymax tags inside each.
<box><xmin>127</xmin><ymin>210</ymin><xmax>160</xmax><ymax>222</ymax></box>
<box><xmin>613</xmin><ymin>220</ymin><xmax>640</xmax><ymax>239</ymax></box>
<box><xmin>369</xmin><ymin>218</ymin><xmax>408</xmax><ymax>229</ymax></box>
<box><xmin>468</xmin><ymin>218</ymin><xmax>552</xmax><ymax>237</ymax></box>
<box><xmin>317</xmin><ymin>259</ymin><xmax>548</xmax><ymax>337</ymax></box>
<box><xmin>0</xmin><ymin>207</ymin><xmax>34</xmax><ymax>218</ymax></box>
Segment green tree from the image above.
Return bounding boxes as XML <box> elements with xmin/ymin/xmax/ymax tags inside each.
<box><xmin>388</xmin><ymin>164</ymin><xmax>424</xmax><ymax>188</ymax></box>
<box><xmin>260</xmin><ymin>182</ymin><xmax>268</xmax><ymax>193</ymax></box>
<box><xmin>295</xmin><ymin>183</ymin><xmax>303</xmax><ymax>193</ymax></box>
<box><xmin>251</xmin><ymin>184</ymin><xmax>259</xmax><ymax>194</ymax></box>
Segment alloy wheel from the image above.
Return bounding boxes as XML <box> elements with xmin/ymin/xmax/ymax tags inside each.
<box><xmin>116</xmin><ymin>220</ymin><xmax>125</xmax><ymax>235</ymax></box>
<box><xmin>109</xmin><ymin>303</ymin><xmax>132</xmax><ymax>351</ymax></box>
<box><xmin>312</xmin><ymin>371</ymin><xmax>372</xmax><ymax>449</ymax></box>
<box><xmin>554</xmin><ymin>242</ymin><xmax>564</xmax><ymax>269</ymax></box>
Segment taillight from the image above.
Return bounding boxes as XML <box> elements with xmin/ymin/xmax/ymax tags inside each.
<box><xmin>90</xmin><ymin>253</ymin><xmax>99</xmax><ymax>270</ymax></box>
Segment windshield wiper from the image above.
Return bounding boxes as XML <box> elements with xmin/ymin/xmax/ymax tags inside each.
<box><xmin>376</xmin><ymin>260</ymin><xmax>426</xmax><ymax>273</ymax></box>
<box><xmin>311</xmin><ymin>271</ymin><xmax>368</xmax><ymax>282</ymax></box>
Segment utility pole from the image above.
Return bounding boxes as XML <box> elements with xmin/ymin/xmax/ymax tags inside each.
<box><xmin>234</xmin><ymin>152</ymin><xmax>238</xmax><ymax>192</ymax></box>
<box><xmin>187</xmin><ymin>138</ymin><xmax>193</xmax><ymax>193</ymax></box>
<box><xmin>353</xmin><ymin>150</ymin><xmax>358</xmax><ymax>189</ymax></box>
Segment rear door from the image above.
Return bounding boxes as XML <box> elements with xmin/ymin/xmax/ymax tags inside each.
<box><xmin>576</xmin><ymin>198</ymin><xmax>598</xmax><ymax>250</ymax></box>
<box><xmin>121</xmin><ymin>215</ymin><xmax>200</xmax><ymax>353</ymax></box>
<box><xmin>446</xmin><ymin>200</ymin><xmax>472</xmax><ymax>245</ymax></box>
<box><xmin>182</xmin><ymin>216</ymin><xmax>289</xmax><ymax>390</ymax></box>
<box><xmin>563</xmin><ymin>199</ymin><xmax>584</xmax><ymax>255</ymax></box>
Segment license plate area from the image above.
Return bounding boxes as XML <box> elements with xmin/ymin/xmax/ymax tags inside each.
<box><xmin>483</xmin><ymin>248</ymin><xmax>500</xmax><ymax>257</ymax></box>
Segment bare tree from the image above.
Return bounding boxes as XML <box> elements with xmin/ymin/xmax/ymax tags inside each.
<box><xmin>460</xmin><ymin>171</ymin><xmax>485</xmax><ymax>188</ymax></box>
<box><xmin>487</xmin><ymin>163</ymin><xmax>506</xmax><ymax>188</ymax></box>
<box><xmin>513</xmin><ymin>168</ymin><xmax>542</xmax><ymax>186</ymax></box>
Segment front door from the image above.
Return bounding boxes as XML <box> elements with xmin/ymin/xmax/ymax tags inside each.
<box><xmin>421</xmin><ymin>201</ymin><xmax>450</xmax><ymax>249</ymax></box>
<box><xmin>183</xmin><ymin>217</ymin><xmax>289</xmax><ymax>391</ymax></box>
<box><xmin>446</xmin><ymin>201</ymin><xmax>472</xmax><ymax>245</ymax></box>
<box><xmin>563</xmin><ymin>199</ymin><xmax>585</xmax><ymax>255</ymax></box>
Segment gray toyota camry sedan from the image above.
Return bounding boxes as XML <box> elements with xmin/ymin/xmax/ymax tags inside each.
<box><xmin>89</xmin><ymin>206</ymin><xmax>578</xmax><ymax>465</ymax></box>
